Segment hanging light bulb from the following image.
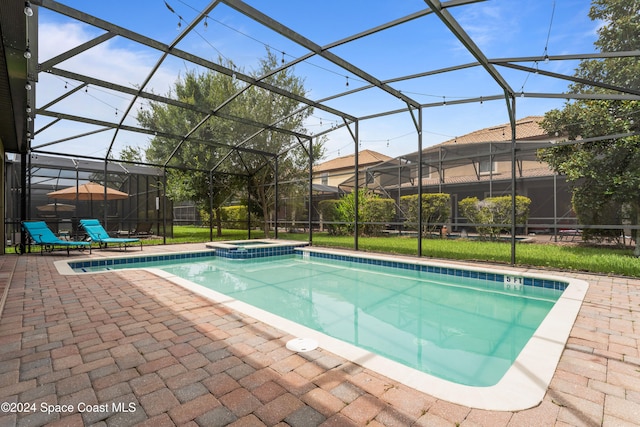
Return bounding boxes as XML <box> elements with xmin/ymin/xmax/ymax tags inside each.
<box><xmin>27</xmin><ymin>115</ymin><xmax>32</xmax><ymax>122</ymax></box>
<box><xmin>281</xmin><ymin>51</ymin><xmax>285</xmax><ymax>65</ymax></box>
<box><xmin>345</xmin><ymin>76</ymin><xmax>349</xmax><ymax>87</ymax></box>
<box><xmin>24</xmin><ymin>46</ymin><xmax>32</xmax><ymax>59</ymax></box>
<box><xmin>203</xmin><ymin>17</ymin><xmax>209</xmax><ymax>30</ymax></box>
<box><xmin>520</xmin><ymin>90</ymin><xmax>525</xmax><ymax>98</ymax></box>
<box><xmin>24</xmin><ymin>1</ymin><xmax>33</xmax><ymax>17</ymax></box>
<box><xmin>544</xmin><ymin>54</ymin><xmax>549</xmax><ymax>64</ymax></box>
<box><xmin>25</xmin><ymin>81</ymin><xmax>32</xmax><ymax>91</ymax></box>
<box><xmin>26</xmin><ymin>105</ymin><xmax>32</xmax><ymax>114</ymax></box>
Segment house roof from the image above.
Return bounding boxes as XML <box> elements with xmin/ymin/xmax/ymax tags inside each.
<box><xmin>314</xmin><ymin>149</ymin><xmax>393</xmax><ymax>173</ymax></box>
<box><xmin>404</xmin><ymin>166</ymin><xmax>557</xmax><ymax>189</ymax></box>
<box><xmin>436</xmin><ymin>116</ymin><xmax>547</xmax><ymax>147</ymax></box>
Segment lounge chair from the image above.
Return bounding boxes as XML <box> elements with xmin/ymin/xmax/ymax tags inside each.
<box><xmin>132</xmin><ymin>222</ymin><xmax>153</xmax><ymax>237</ymax></box>
<box><xmin>21</xmin><ymin>221</ymin><xmax>92</xmax><ymax>255</ymax></box>
<box><xmin>80</xmin><ymin>219</ymin><xmax>142</xmax><ymax>250</ymax></box>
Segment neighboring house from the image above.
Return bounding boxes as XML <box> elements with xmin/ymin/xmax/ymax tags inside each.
<box><xmin>315</xmin><ymin>117</ymin><xmax>574</xmax><ymax>232</ymax></box>
<box><xmin>312</xmin><ymin>149</ymin><xmax>393</xmax><ymax>190</ymax></box>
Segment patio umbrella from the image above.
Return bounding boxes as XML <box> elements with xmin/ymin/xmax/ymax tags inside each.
<box><xmin>36</xmin><ymin>203</ymin><xmax>76</xmax><ymax>212</ymax></box>
<box><xmin>47</xmin><ymin>182</ymin><xmax>129</xmax><ymax>216</ymax></box>
<box><xmin>47</xmin><ymin>182</ymin><xmax>129</xmax><ymax>201</ymax></box>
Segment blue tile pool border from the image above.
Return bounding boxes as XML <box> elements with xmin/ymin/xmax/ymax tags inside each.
<box><xmin>67</xmin><ymin>246</ymin><xmax>567</xmax><ymax>291</ymax></box>
<box><xmin>297</xmin><ymin>249</ymin><xmax>568</xmax><ymax>292</ymax></box>
<box><xmin>68</xmin><ymin>250</ymin><xmax>217</xmax><ymax>271</ymax></box>
<box><xmin>214</xmin><ymin>242</ymin><xmax>308</xmax><ymax>259</ymax></box>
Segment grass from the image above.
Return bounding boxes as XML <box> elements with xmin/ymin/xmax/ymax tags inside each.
<box><xmin>279</xmin><ymin>232</ymin><xmax>640</xmax><ymax>278</ymax></box>
<box><xmin>28</xmin><ymin>225</ymin><xmax>637</xmax><ymax>278</ymax></box>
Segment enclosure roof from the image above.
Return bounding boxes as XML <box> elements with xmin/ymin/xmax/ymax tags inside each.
<box><xmin>8</xmin><ymin>153</ymin><xmax>162</xmax><ymax>177</ymax></box>
<box><xmin>2</xmin><ymin>0</ymin><xmax>640</xmax><ymax>175</ymax></box>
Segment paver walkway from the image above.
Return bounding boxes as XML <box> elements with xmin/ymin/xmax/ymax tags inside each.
<box><xmin>0</xmin><ymin>244</ymin><xmax>639</xmax><ymax>426</ymax></box>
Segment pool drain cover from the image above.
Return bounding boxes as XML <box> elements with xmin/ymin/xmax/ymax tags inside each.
<box><xmin>286</xmin><ymin>337</ymin><xmax>318</xmax><ymax>352</ymax></box>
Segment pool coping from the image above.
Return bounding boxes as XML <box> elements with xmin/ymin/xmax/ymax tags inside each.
<box><xmin>55</xmin><ymin>246</ymin><xmax>588</xmax><ymax>411</ymax></box>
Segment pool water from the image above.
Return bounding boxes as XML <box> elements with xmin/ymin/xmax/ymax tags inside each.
<box><xmin>100</xmin><ymin>254</ymin><xmax>562</xmax><ymax>387</ymax></box>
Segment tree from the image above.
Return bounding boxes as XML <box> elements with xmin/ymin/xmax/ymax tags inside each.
<box><xmin>137</xmin><ymin>50</ymin><xmax>320</xmax><ymax>236</ymax></box>
<box><xmin>118</xmin><ymin>145</ymin><xmax>145</xmax><ymax>163</ymax></box>
<box><xmin>538</xmin><ymin>0</ymin><xmax>640</xmax><ymax>252</ymax></box>
<box><xmin>239</xmin><ymin>51</ymin><xmax>324</xmax><ymax>236</ymax></box>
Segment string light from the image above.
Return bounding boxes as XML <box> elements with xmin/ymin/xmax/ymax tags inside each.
<box><xmin>345</xmin><ymin>76</ymin><xmax>349</xmax><ymax>87</ymax></box>
<box><xmin>281</xmin><ymin>51</ymin><xmax>285</xmax><ymax>65</ymax></box>
<box><xmin>25</xmin><ymin>81</ymin><xmax>32</xmax><ymax>91</ymax></box>
<box><xmin>24</xmin><ymin>1</ymin><xmax>33</xmax><ymax>17</ymax></box>
<box><xmin>24</xmin><ymin>44</ymin><xmax>32</xmax><ymax>59</ymax></box>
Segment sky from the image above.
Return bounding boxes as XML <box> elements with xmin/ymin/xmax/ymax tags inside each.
<box><xmin>31</xmin><ymin>0</ymin><xmax>601</xmax><ymax>163</ymax></box>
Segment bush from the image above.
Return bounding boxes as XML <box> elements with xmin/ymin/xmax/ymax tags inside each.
<box><xmin>199</xmin><ymin>205</ymin><xmax>259</xmax><ymax>229</ymax></box>
<box><xmin>322</xmin><ymin>190</ymin><xmax>395</xmax><ymax>236</ymax></box>
<box><xmin>572</xmin><ymin>188</ymin><xmax>625</xmax><ymax>244</ymax></box>
<box><xmin>458</xmin><ymin>195</ymin><xmax>531</xmax><ymax>240</ymax></box>
<box><xmin>318</xmin><ymin>199</ymin><xmax>342</xmax><ymax>235</ymax></box>
<box><xmin>400</xmin><ymin>193</ymin><xmax>451</xmax><ymax>235</ymax></box>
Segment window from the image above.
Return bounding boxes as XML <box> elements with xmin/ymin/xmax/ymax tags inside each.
<box><xmin>321</xmin><ymin>173</ymin><xmax>328</xmax><ymax>185</ymax></box>
<box><xmin>479</xmin><ymin>159</ymin><xmax>496</xmax><ymax>174</ymax></box>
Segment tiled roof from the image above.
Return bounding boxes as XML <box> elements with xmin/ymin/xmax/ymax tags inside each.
<box><xmin>399</xmin><ymin>166</ymin><xmax>556</xmax><ymax>188</ymax></box>
<box><xmin>314</xmin><ymin>149</ymin><xmax>393</xmax><ymax>173</ymax></box>
<box><xmin>437</xmin><ymin>116</ymin><xmax>547</xmax><ymax>146</ymax></box>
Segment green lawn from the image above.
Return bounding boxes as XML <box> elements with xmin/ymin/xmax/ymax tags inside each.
<box><xmin>150</xmin><ymin>226</ymin><xmax>640</xmax><ymax>278</ymax></box>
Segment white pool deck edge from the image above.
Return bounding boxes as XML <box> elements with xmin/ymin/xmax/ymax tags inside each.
<box><xmin>55</xmin><ymin>245</ymin><xmax>588</xmax><ymax>412</ymax></box>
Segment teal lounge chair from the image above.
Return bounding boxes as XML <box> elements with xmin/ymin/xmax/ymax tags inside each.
<box><xmin>21</xmin><ymin>221</ymin><xmax>92</xmax><ymax>255</ymax></box>
<box><xmin>80</xmin><ymin>219</ymin><xmax>142</xmax><ymax>250</ymax></box>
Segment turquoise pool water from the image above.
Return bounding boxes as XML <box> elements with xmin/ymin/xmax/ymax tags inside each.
<box><xmin>79</xmin><ymin>253</ymin><xmax>562</xmax><ymax>387</ymax></box>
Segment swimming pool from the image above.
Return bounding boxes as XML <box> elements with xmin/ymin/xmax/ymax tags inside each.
<box><xmin>58</xmin><ymin>246</ymin><xmax>588</xmax><ymax>410</ymax></box>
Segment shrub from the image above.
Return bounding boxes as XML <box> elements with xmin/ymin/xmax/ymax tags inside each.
<box><xmin>318</xmin><ymin>199</ymin><xmax>342</xmax><ymax>235</ymax></box>
<box><xmin>326</xmin><ymin>190</ymin><xmax>395</xmax><ymax>236</ymax></box>
<box><xmin>572</xmin><ymin>187</ymin><xmax>625</xmax><ymax>244</ymax></box>
<box><xmin>216</xmin><ymin>205</ymin><xmax>258</xmax><ymax>229</ymax></box>
<box><xmin>400</xmin><ymin>193</ymin><xmax>451</xmax><ymax>235</ymax></box>
<box><xmin>459</xmin><ymin>195</ymin><xmax>531</xmax><ymax>240</ymax></box>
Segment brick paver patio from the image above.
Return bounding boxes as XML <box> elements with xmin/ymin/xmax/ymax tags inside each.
<box><xmin>0</xmin><ymin>244</ymin><xmax>639</xmax><ymax>426</ymax></box>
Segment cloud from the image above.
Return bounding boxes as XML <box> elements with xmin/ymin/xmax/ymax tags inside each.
<box><xmin>35</xmin><ymin>21</ymin><xmax>180</xmax><ymax>157</ymax></box>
